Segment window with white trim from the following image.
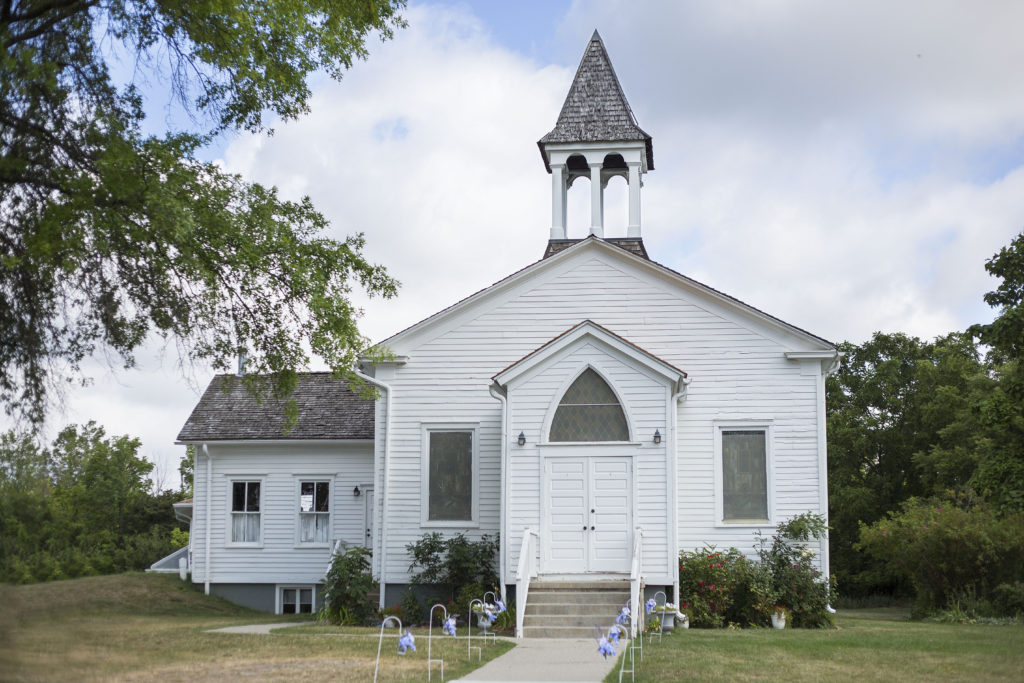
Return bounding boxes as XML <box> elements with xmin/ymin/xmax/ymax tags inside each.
<box><xmin>425</xmin><ymin>429</ymin><xmax>475</xmax><ymax>523</ymax></box>
<box><xmin>281</xmin><ymin>586</ymin><xmax>314</xmax><ymax>614</ymax></box>
<box><xmin>298</xmin><ymin>480</ymin><xmax>330</xmax><ymax>544</ymax></box>
<box><xmin>231</xmin><ymin>480</ymin><xmax>261</xmax><ymax>543</ymax></box>
<box><xmin>721</xmin><ymin>429</ymin><xmax>769</xmax><ymax>522</ymax></box>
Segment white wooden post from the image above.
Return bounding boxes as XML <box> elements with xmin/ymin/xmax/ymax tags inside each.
<box><xmin>627</xmin><ymin>162</ymin><xmax>642</xmax><ymax>237</ymax></box>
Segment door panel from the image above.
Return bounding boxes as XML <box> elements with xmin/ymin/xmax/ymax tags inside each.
<box><xmin>543</xmin><ymin>457</ymin><xmax>631</xmax><ymax>574</ymax></box>
<box><xmin>589</xmin><ymin>459</ymin><xmax>632</xmax><ymax>572</ymax></box>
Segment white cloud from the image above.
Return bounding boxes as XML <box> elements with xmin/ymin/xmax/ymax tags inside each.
<box><xmin>7</xmin><ymin>1</ymin><xmax>1024</xmax><ymax>483</ymax></box>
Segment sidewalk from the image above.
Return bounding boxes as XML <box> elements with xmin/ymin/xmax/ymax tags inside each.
<box><xmin>452</xmin><ymin>637</ymin><xmax>619</xmax><ymax>683</ymax></box>
<box><xmin>207</xmin><ymin>622</ymin><xmax>314</xmax><ymax>634</ymax></box>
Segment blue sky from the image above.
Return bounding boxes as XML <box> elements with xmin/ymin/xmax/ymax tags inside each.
<box><xmin>17</xmin><ymin>0</ymin><xmax>1024</xmax><ymax>484</ymax></box>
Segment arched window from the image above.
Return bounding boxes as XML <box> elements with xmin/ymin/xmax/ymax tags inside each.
<box><xmin>549</xmin><ymin>368</ymin><xmax>629</xmax><ymax>441</ymax></box>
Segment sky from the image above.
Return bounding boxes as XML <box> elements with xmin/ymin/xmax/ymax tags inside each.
<box><xmin>11</xmin><ymin>0</ymin><xmax>1024</xmax><ymax>487</ymax></box>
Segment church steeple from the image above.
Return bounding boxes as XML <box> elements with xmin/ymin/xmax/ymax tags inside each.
<box><xmin>539</xmin><ymin>31</ymin><xmax>653</xmax><ymax>241</ymax></box>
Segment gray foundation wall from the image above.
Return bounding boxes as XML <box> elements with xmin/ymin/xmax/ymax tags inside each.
<box><xmin>203</xmin><ymin>583</ymin><xmax>324</xmax><ymax>614</ymax></box>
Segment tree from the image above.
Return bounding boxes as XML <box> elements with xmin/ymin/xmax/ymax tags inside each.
<box><xmin>967</xmin><ymin>231</ymin><xmax>1024</xmax><ymax>510</ymax></box>
<box><xmin>826</xmin><ymin>331</ymin><xmax>989</xmax><ymax>595</ymax></box>
<box><xmin>0</xmin><ymin>421</ymin><xmax>182</xmax><ymax>583</ymax></box>
<box><xmin>1</xmin><ymin>1</ymin><xmax>406</xmax><ymax>424</ymax></box>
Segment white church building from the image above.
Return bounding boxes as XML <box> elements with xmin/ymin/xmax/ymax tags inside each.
<box><xmin>174</xmin><ymin>32</ymin><xmax>838</xmax><ymax>634</ymax></box>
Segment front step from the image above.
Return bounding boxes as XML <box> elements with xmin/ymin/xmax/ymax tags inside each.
<box><xmin>523</xmin><ymin>581</ymin><xmax>630</xmax><ymax>638</ymax></box>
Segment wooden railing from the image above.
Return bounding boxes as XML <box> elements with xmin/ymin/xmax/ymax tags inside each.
<box><xmin>629</xmin><ymin>527</ymin><xmax>644</xmax><ymax>638</ymax></box>
<box><xmin>515</xmin><ymin>528</ymin><xmax>539</xmax><ymax>639</ymax></box>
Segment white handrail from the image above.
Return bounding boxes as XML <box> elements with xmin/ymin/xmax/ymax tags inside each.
<box><xmin>515</xmin><ymin>527</ymin><xmax>539</xmax><ymax>639</ymax></box>
<box><xmin>629</xmin><ymin>527</ymin><xmax>644</xmax><ymax>639</ymax></box>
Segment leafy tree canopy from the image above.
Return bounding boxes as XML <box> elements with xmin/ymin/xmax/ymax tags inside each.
<box><xmin>1</xmin><ymin>0</ymin><xmax>406</xmax><ymax>424</ymax></box>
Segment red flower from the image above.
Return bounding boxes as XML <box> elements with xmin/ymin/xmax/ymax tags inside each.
<box><xmin>710</xmin><ymin>585</ymin><xmax>716</xmax><ymax>591</ymax></box>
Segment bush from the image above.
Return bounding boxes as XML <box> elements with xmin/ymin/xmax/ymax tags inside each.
<box><xmin>756</xmin><ymin>512</ymin><xmax>834</xmax><ymax>628</ymax></box>
<box><xmin>857</xmin><ymin>498</ymin><xmax>1024</xmax><ymax>615</ymax></box>
<box><xmin>992</xmin><ymin>582</ymin><xmax>1024</xmax><ymax>617</ymax></box>
<box><xmin>406</xmin><ymin>532</ymin><xmax>499</xmax><ymax>602</ymax></box>
<box><xmin>320</xmin><ymin>546</ymin><xmax>377</xmax><ymax>625</ymax></box>
<box><xmin>400</xmin><ymin>587</ymin><xmax>425</xmax><ymax>626</ymax></box>
<box><xmin>679</xmin><ymin>512</ymin><xmax>834</xmax><ymax>629</ymax></box>
<box><xmin>678</xmin><ymin>546</ymin><xmax>751</xmax><ymax>628</ymax></box>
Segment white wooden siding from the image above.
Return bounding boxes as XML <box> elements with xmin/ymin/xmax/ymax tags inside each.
<box><xmin>191</xmin><ymin>442</ymin><xmax>373</xmax><ymax>584</ymax></box>
<box><xmin>377</xmin><ymin>247</ymin><xmax>829</xmax><ymax>583</ymax></box>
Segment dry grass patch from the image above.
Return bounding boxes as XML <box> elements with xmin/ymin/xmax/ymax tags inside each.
<box><xmin>0</xmin><ymin>573</ymin><xmax>512</xmax><ymax>682</ymax></box>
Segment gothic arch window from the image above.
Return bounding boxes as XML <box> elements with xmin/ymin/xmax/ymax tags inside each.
<box><xmin>549</xmin><ymin>368</ymin><xmax>629</xmax><ymax>441</ymax></box>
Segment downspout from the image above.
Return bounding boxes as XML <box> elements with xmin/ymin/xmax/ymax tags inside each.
<box><xmin>670</xmin><ymin>376</ymin><xmax>691</xmax><ymax>608</ymax></box>
<box><xmin>203</xmin><ymin>442</ymin><xmax>212</xmax><ymax>595</ymax></box>
<box><xmin>820</xmin><ymin>354</ymin><xmax>841</xmax><ymax>590</ymax></box>
<box><xmin>489</xmin><ymin>383</ymin><xmax>509</xmax><ymax>604</ymax></box>
<box><xmin>355</xmin><ymin>369</ymin><xmax>392</xmax><ymax>611</ymax></box>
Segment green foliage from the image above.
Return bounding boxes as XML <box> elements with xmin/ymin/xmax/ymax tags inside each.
<box><xmin>406</xmin><ymin>533</ymin><xmax>499</xmax><ymax>602</ymax></box>
<box><xmin>857</xmin><ymin>498</ymin><xmax>1024</xmax><ymax>616</ymax></box>
<box><xmin>0</xmin><ymin>0</ymin><xmax>405</xmax><ymax>424</ymax></box>
<box><xmin>320</xmin><ymin>546</ymin><xmax>377</xmax><ymax>626</ymax></box>
<box><xmin>679</xmin><ymin>514</ymin><xmax>832</xmax><ymax>629</ymax></box>
<box><xmin>678</xmin><ymin>546</ymin><xmax>752</xmax><ymax>628</ymax></box>
<box><xmin>992</xmin><ymin>582</ymin><xmax>1024</xmax><ymax>618</ymax></box>
<box><xmin>756</xmin><ymin>513</ymin><xmax>833</xmax><ymax>628</ymax></box>
<box><xmin>169</xmin><ymin>528</ymin><xmax>189</xmax><ymax>550</ymax></box>
<box><xmin>400</xmin><ymin>587</ymin><xmax>425</xmax><ymax>626</ymax></box>
<box><xmin>455</xmin><ymin>582</ymin><xmax>485</xmax><ymax>612</ymax></box>
<box><xmin>0</xmin><ymin>422</ymin><xmax>185</xmax><ymax>583</ymax></box>
<box><xmin>827</xmin><ymin>331</ymin><xmax>992</xmax><ymax>597</ymax></box>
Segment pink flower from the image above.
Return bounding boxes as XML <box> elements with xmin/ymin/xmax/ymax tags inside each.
<box><xmin>932</xmin><ymin>521</ymin><xmax>938</xmax><ymax>526</ymax></box>
<box><xmin>710</xmin><ymin>585</ymin><xmax>716</xmax><ymax>591</ymax></box>
<box><xmin>937</xmin><ymin>508</ymin><xmax>942</xmax><ymax>512</ymax></box>
<box><xmin>881</xmin><ymin>530</ymin><xmax>887</xmax><ymax>534</ymax></box>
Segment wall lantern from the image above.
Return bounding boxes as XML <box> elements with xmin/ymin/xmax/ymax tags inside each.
<box><xmin>653</xmin><ymin>429</ymin><xmax>662</xmax><ymax>445</ymax></box>
<box><xmin>353</xmin><ymin>485</ymin><xmax>361</xmax><ymax>497</ymax></box>
<box><xmin>517</xmin><ymin>432</ymin><xmax>526</xmax><ymax>446</ymax></box>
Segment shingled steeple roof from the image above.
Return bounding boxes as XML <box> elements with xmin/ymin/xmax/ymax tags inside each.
<box><xmin>539</xmin><ymin>30</ymin><xmax>653</xmax><ymax>170</ymax></box>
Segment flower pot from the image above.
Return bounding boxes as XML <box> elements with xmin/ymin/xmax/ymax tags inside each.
<box><xmin>476</xmin><ymin>614</ymin><xmax>492</xmax><ymax>633</ymax></box>
<box><xmin>771</xmin><ymin>612</ymin><xmax>786</xmax><ymax>629</ymax></box>
<box><xmin>658</xmin><ymin>612</ymin><xmax>675</xmax><ymax>632</ymax></box>
<box><xmin>678</xmin><ymin>614</ymin><xmax>689</xmax><ymax>629</ymax></box>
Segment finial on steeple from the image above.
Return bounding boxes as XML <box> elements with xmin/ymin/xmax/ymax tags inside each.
<box><xmin>538</xmin><ymin>32</ymin><xmax>653</xmax><ymax>241</ymax></box>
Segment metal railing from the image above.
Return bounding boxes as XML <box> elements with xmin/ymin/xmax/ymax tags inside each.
<box><xmin>629</xmin><ymin>527</ymin><xmax>644</xmax><ymax>639</ymax></box>
<box><xmin>514</xmin><ymin>527</ymin><xmax>539</xmax><ymax>639</ymax></box>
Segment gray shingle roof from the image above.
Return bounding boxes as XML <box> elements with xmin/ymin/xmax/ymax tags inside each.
<box><xmin>544</xmin><ymin>237</ymin><xmax>648</xmax><ymax>260</ymax></box>
<box><xmin>176</xmin><ymin>373</ymin><xmax>374</xmax><ymax>442</ymax></box>
<box><xmin>539</xmin><ymin>30</ymin><xmax>654</xmax><ymax>169</ymax></box>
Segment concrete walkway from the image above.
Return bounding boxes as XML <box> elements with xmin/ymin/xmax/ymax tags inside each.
<box><xmin>207</xmin><ymin>622</ymin><xmax>314</xmax><ymax>634</ymax></box>
<box><xmin>452</xmin><ymin>637</ymin><xmax>619</xmax><ymax>683</ymax></box>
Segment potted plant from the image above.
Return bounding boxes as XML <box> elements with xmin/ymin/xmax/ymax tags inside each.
<box><xmin>771</xmin><ymin>605</ymin><xmax>790</xmax><ymax>629</ymax></box>
<box><xmin>653</xmin><ymin>602</ymin><xmax>688</xmax><ymax>631</ymax></box>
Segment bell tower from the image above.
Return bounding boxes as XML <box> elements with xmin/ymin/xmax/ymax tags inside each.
<box><xmin>538</xmin><ymin>31</ymin><xmax>654</xmax><ymax>245</ymax></box>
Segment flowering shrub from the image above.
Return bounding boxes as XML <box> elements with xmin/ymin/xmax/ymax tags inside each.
<box><xmin>858</xmin><ymin>498</ymin><xmax>1024</xmax><ymax>615</ymax></box>
<box><xmin>678</xmin><ymin>546</ymin><xmax>750</xmax><ymax>627</ymax></box>
<box><xmin>679</xmin><ymin>513</ymin><xmax>834</xmax><ymax>629</ymax></box>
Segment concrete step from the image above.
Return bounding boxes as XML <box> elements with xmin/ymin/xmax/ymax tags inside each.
<box><xmin>528</xmin><ymin>601</ymin><xmax>624</xmax><ymax>615</ymax></box>
<box><xmin>527</xmin><ymin>592</ymin><xmax>628</xmax><ymax>606</ymax></box>
<box><xmin>522</xmin><ymin>625</ymin><xmax>631</xmax><ymax>639</ymax></box>
<box><xmin>529</xmin><ymin>581</ymin><xmax>629</xmax><ymax>592</ymax></box>
<box><xmin>522</xmin><ymin>581</ymin><xmax>633</xmax><ymax>638</ymax></box>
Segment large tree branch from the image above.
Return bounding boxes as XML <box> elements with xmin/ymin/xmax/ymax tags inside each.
<box><xmin>3</xmin><ymin>0</ymin><xmax>97</xmax><ymax>49</ymax></box>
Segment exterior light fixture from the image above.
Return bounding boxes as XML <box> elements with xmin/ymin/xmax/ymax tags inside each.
<box><xmin>353</xmin><ymin>485</ymin><xmax>361</xmax><ymax>497</ymax></box>
<box><xmin>653</xmin><ymin>429</ymin><xmax>662</xmax><ymax>445</ymax></box>
<box><xmin>518</xmin><ymin>432</ymin><xmax>526</xmax><ymax>446</ymax></box>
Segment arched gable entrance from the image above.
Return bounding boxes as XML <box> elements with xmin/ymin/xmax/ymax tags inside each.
<box><xmin>492</xmin><ymin>320</ymin><xmax>687</xmax><ymax>581</ymax></box>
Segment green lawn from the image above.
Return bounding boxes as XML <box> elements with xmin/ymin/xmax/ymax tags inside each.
<box><xmin>605</xmin><ymin>608</ymin><xmax>1023</xmax><ymax>682</ymax></box>
<box><xmin>0</xmin><ymin>573</ymin><xmax>512</xmax><ymax>682</ymax></box>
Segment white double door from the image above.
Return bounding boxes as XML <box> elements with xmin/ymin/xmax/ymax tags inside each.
<box><xmin>544</xmin><ymin>457</ymin><xmax>632</xmax><ymax>574</ymax></box>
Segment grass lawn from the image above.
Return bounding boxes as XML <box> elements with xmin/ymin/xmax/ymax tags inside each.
<box><xmin>604</xmin><ymin>608</ymin><xmax>1023</xmax><ymax>682</ymax></box>
<box><xmin>0</xmin><ymin>573</ymin><xmax>512</xmax><ymax>682</ymax></box>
